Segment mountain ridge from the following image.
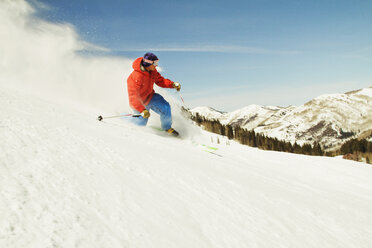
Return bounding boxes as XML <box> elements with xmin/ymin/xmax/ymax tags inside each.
<box><xmin>190</xmin><ymin>86</ymin><xmax>372</xmax><ymax>150</ymax></box>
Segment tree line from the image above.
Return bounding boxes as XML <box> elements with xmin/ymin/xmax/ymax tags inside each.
<box><xmin>340</xmin><ymin>138</ymin><xmax>372</xmax><ymax>154</ymax></box>
<box><xmin>190</xmin><ymin>113</ymin><xmax>324</xmax><ymax>156</ymax></box>
<box><xmin>339</xmin><ymin>138</ymin><xmax>372</xmax><ymax>164</ymax></box>
<box><xmin>189</xmin><ymin>111</ymin><xmax>372</xmax><ymax>164</ymax></box>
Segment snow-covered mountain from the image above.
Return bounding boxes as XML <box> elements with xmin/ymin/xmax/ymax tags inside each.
<box><xmin>190</xmin><ymin>106</ymin><xmax>226</xmax><ymax>120</ymax></box>
<box><xmin>191</xmin><ymin>105</ymin><xmax>293</xmax><ymax>130</ymax></box>
<box><xmin>190</xmin><ymin>87</ymin><xmax>372</xmax><ymax>150</ymax></box>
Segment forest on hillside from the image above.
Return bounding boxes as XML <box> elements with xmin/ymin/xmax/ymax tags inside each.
<box><xmin>189</xmin><ymin>112</ymin><xmax>372</xmax><ymax>164</ymax></box>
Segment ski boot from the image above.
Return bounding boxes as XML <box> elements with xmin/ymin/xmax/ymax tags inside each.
<box><xmin>166</xmin><ymin>128</ymin><xmax>179</xmax><ymax>137</ymax></box>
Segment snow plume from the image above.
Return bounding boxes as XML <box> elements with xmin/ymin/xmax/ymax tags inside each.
<box><xmin>0</xmin><ymin>0</ymin><xmax>195</xmax><ymax>136</ymax></box>
<box><xmin>0</xmin><ymin>0</ymin><xmax>132</xmax><ymax>113</ymax></box>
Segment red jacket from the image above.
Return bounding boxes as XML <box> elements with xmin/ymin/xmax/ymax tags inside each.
<box><xmin>127</xmin><ymin>57</ymin><xmax>174</xmax><ymax>112</ymax></box>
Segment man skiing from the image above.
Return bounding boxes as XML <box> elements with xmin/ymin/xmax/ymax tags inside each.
<box><xmin>127</xmin><ymin>52</ymin><xmax>181</xmax><ymax>136</ymax></box>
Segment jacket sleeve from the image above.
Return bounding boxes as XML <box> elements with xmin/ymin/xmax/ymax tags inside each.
<box><xmin>127</xmin><ymin>74</ymin><xmax>146</xmax><ymax>112</ymax></box>
<box><xmin>154</xmin><ymin>71</ymin><xmax>174</xmax><ymax>88</ymax></box>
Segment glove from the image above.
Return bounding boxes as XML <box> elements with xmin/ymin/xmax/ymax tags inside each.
<box><xmin>141</xmin><ymin>109</ymin><xmax>150</xmax><ymax>119</ymax></box>
<box><xmin>173</xmin><ymin>82</ymin><xmax>181</xmax><ymax>91</ymax></box>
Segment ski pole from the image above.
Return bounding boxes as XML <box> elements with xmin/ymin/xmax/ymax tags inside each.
<box><xmin>177</xmin><ymin>91</ymin><xmax>189</xmax><ymax>109</ymax></box>
<box><xmin>178</xmin><ymin>92</ymin><xmax>185</xmax><ymax>105</ymax></box>
<box><xmin>97</xmin><ymin>113</ymin><xmax>141</xmax><ymax>121</ymax></box>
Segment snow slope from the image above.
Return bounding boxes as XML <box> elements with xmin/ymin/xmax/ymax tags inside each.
<box><xmin>1</xmin><ymin>1</ymin><xmax>372</xmax><ymax>247</ymax></box>
<box><xmin>1</xmin><ymin>85</ymin><xmax>372</xmax><ymax>248</ymax></box>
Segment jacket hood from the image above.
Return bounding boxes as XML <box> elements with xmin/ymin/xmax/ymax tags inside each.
<box><xmin>132</xmin><ymin>57</ymin><xmax>143</xmax><ymax>72</ymax></box>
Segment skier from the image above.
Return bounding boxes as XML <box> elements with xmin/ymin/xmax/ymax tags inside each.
<box><xmin>127</xmin><ymin>52</ymin><xmax>181</xmax><ymax>136</ymax></box>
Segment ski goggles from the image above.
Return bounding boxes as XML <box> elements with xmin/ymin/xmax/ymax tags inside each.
<box><xmin>143</xmin><ymin>58</ymin><xmax>159</xmax><ymax>66</ymax></box>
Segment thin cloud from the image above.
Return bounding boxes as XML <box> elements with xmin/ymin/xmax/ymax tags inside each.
<box><xmin>115</xmin><ymin>45</ymin><xmax>301</xmax><ymax>56</ymax></box>
<box><xmin>184</xmin><ymin>81</ymin><xmax>371</xmax><ymax>111</ymax></box>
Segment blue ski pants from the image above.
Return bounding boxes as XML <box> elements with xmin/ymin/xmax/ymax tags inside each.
<box><xmin>131</xmin><ymin>93</ymin><xmax>172</xmax><ymax>130</ymax></box>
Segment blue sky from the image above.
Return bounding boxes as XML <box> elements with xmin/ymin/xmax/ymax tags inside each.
<box><xmin>33</xmin><ymin>0</ymin><xmax>372</xmax><ymax>111</ymax></box>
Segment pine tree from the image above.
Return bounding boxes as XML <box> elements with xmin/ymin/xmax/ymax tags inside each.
<box><xmin>293</xmin><ymin>142</ymin><xmax>302</xmax><ymax>154</ymax></box>
<box><xmin>302</xmin><ymin>144</ymin><xmax>312</xmax><ymax>155</ymax></box>
<box><xmin>368</xmin><ymin>141</ymin><xmax>372</xmax><ymax>153</ymax></box>
<box><xmin>313</xmin><ymin>143</ymin><xmax>323</xmax><ymax>156</ymax></box>
<box><xmin>225</xmin><ymin>125</ymin><xmax>234</xmax><ymax>140</ymax></box>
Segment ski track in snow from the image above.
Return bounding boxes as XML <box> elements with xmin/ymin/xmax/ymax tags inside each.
<box><xmin>1</xmin><ymin>87</ymin><xmax>372</xmax><ymax>248</ymax></box>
